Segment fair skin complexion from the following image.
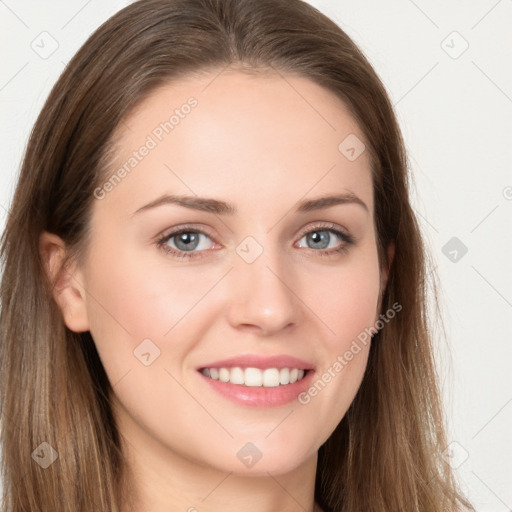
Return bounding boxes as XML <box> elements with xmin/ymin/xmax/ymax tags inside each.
<box><xmin>41</xmin><ymin>69</ymin><xmax>393</xmax><ymax>512</ymax></box>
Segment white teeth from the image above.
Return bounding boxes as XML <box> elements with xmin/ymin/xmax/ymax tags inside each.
<box><xmin>219</xmin><ymin>368</ymin><xmax>230</xmax><ymax>383</ymax></box>
<box><xmin>201</xmin><ymin>367</ymin><xmax>307</xmax><ymax>387</ymax></box>
<box><xmin>230</xmin><ymin>367</ymin><xmax>245</xmax><ymax>385</ymax></box>
<box><xmin>262</xmin><ymin>368</ymin><xmax>280</xmax><ymax>387</ymax></box>
<box><xmin>244</xmin><ymin>367</ymin><xmax>262</xmax><ymax>387</ymax></box>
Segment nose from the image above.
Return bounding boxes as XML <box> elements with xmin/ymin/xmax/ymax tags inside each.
<box><xmin>225</xmin><ymin>247</ymin><xmax>299</xmax><ymax>336</ymax></box>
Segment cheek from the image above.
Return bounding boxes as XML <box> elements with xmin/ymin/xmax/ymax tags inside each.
<box><xmin>82</xmin><ymin>245</ymin><xmax>226</xmax><ymax>374</ymax></box>
<box><xmin>295</xmin><ymin>246</ymin><xmax>380</xmax><ymax>414</ymax></box>
<box><xmin>297</xmin><ymin>269</ymin><xmax>375</xmax><ymax>440</ymax></box>
<box><xmin>304</xmin><ymin>253</ymin><xmax>381</xmax><ymax>351</ymax></box>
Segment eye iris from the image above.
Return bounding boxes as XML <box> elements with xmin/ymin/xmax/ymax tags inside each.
<box><xmin>168</xmin><ymin>230</ymin><xmax>337</xmax><ymax>253</ymax></box>
<box><xmin>175</xmin><ymin>232</ymin><xmax>199</xmax><ymax>251</ymax></box>
<box><xmin>307</xmin><ymin>230</ymin><xmax>330</xmax><ymax>249</ymax></box>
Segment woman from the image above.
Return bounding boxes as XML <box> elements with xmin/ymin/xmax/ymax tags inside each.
<box><xmin>0</xmin><ymin>0</ymin><xmax>473</xmax><ymax>510</ymax></box>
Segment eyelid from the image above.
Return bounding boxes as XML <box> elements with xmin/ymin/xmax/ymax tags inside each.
<box><xmin>295</xmin><ymin>221</ymin><xmax>351</xmax><ymax>240</ymax></box>
<box><xmin>156</xmin><ymin>223</ymin><xmax>218</xmax><ymax>243</ymax></box>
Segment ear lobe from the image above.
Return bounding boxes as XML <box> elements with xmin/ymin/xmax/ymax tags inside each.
<box><xmin>39</xmin><ymin>231</ymin><xmax>90</xmax><ymax>333</ymax></box>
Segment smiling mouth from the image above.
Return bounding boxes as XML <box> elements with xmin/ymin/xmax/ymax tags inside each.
<box><xmin>199</xmin><ymin>366</ymin><xmax>309</xmax><ymax>387</ymax></box>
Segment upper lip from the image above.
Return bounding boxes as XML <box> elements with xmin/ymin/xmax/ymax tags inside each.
<box><xmin>197</xmin><ymin>354</ymin><xmax>315</xmax><ymax>371</ymax></box>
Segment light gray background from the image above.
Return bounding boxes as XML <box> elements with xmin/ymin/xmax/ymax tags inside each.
<box><xmin>0</xmin><ymin>1</ymin><xmax>511</xmax><ymax>510</ymax></box>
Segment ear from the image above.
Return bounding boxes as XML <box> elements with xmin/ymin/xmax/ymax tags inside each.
<box><xmin>377</xmin><ymin>242</ymin><xmax>395</xmax><ymax>315</ymax></box>
<box><xmin>381</xmin><ymin>242</ymin><xmax>395</xmax><ymax>293</ymax></box>
<box><xmin>39</xmin><ymin>231</ymin><xmax>90</xmax><ymax>333</ymax></box>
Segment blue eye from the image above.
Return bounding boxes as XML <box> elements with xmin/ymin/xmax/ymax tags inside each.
<box><xmin>156</xmin><ymin>223</ymin><xmax>355</xmax><ymax>260</ymax></box>
<box><xmin>295</xmin><ymin>226</ymin><xmax>355</xmax><ymax>257</ymax></box>
<box><xmin>298</xmin><ymin>229</ymin><xmax>345</xmax><ymax>250</ymax></box>
<box><xmin>158</xmin><ymin>229</ymin><xmax>214</xmax><ymax>258</ymax></box>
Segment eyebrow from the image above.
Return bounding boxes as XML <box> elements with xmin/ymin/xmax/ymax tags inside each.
<box><xmin>132</xmin><ymin>192</ymin><xmax>369</xmax><ymax>217</ymax></box>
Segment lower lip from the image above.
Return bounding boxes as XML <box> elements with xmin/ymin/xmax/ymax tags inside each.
<box><xmin>197</xmin><ymin>370</ymin><xmax>315</xmax><ymax>408</ymax></box>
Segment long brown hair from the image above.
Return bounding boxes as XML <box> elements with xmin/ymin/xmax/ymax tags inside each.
<box><xmin>0</xmin><ymin>0</ymin><xmax>472</xmax><ymax>510</ymax></box>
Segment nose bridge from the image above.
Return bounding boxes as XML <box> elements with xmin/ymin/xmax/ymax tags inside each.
<box><xmin>227</xmin><ymin>239</ymin><xmax>298</xmax><ymax>333</ymax></box>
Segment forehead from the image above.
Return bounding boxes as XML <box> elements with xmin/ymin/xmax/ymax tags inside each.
<box><xmin>99</xmin><ymin>69</ymin><xmax>373</xmax><ymax>218</ymax></box>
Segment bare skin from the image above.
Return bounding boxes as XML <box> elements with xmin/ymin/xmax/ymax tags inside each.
<box><xmin>41</xmin><ymin>68</ymin><xmax>393</xmax><ymax>512</ymax></box>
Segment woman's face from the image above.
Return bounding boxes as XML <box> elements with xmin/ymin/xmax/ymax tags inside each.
<box><xmin>65</xmin><ymin>70</ymin><xmax>390</xmax><ymax>476</ymax></box>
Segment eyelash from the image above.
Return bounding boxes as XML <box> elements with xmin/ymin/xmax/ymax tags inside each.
<box><xmin>156</xmin><ymin>223</ymin><xmax>356</xmax><ymax>260</ymax></box>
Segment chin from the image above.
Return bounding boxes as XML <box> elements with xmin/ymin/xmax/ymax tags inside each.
<box><xmin>201</xmin><ymin>440</ymin><xmax>317</xmax><ymax>477</ymax></box>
